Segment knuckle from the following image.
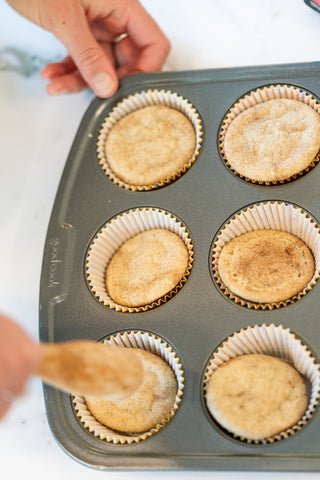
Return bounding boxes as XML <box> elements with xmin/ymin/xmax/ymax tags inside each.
<box><xmin>76</xmin><ymin>46</ymin><xmax>104</xmax><ymax>73</ymax></box>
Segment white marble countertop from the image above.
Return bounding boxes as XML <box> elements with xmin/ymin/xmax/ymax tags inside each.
<box><xmin>1</xmin><ymin>0</ymin><xmax>320</xmax><ymax>478</ymax></box>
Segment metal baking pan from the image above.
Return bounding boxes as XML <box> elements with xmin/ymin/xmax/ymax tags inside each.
<box><xmin>39</xmin><ymin>61</ymin><xmax>320</xmax><ymax>471</ymax></box>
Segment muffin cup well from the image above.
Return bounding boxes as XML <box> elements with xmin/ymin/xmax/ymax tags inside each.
<box><xmin>86</xmin><ymin>208</ymin><xmax>194</xmax><ymax>313</ymax></box>
<box><xmin>212</xmin><ymin>201</ymin><xmax>320</xmax><ymax>309</ymax></box>
<box><xmin>219</xmin><ymin>84</ymin><xmax>320</xmax><ymax>184</ymax></box>
<box><xmin>97</xmin><ymin>89</ymin><xmax>203</xmax><ymax>191</ymax></box>
<box><xmin>203</xmin><ymin>323</ymin><xmax>320</xmax><ymax>445</ymax></box>
<box><xmin>73</xmin><ymin>330</ymin><xmax>184</xmax><ymax>444</ymax></box>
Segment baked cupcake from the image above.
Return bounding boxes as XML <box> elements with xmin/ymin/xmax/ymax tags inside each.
<box><xmin>85</xmin><ymin>348</ymin><xmax>178</xmax><ymax>433</ymax></box>
<box><xmin>105</xmin><ymin>105</ymin><xmax>196</xmax><ymax>186</ymax></box>
<box><xmin>73</xmin><ymin>331</ymin><xmax>185</xmax><ymax>444</ymax></box>
<box><xmin>106</xmin><ymin>228</ymin><xmax>189</xmax><ymax>308</ymax></box>
<box><xmin>220</xmin><ymin>85</ymin><xmax>320</xmax><ymax>184</ymax></box>
<box><xmin>206</xmin><ymin>353</ymin><xmax>308</xmax><ymax>440</ymax></box>
<box><xmin>86</xmin><ymin>208</ymin><xmax>194</xmax><ymax>313</ymax></box>
<box><xmin>203</xmin><ymin>324</ymin><xmax>320</xmax><ymax>444</ymax></box>
<box><xmin>217</xmin><ymin>229</ymin><xmax>315</xmax><ymax>304</ymax></box>
<box><xmin>97</xmin><ymin>90</ymin><xmax>203</xmax><ymax>191</ymax></box>
<box><xmin>212</xmin><ymin>201</ymin><xmax>320</xmax><ymax>309</ymax></box>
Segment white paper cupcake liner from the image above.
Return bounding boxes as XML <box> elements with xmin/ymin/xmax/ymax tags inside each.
<box><xmin>97</xmin><ymin>89</ymin><xmax>203</xmax><ymax>191</ymax></box>
<box><xmin>212</xmin><ymin>201</ymin><xmax>320</xmax><ymax>309</ymax></box>
<box><xmin>73</xmin><ymin>330</ymin><xmax>184</xmax><ymax>444</ymax></box>
<box><xmin>219</xmin><ymin>84</ymin><xmax>320</xmax><ymax>184</ymax></box>
<box><xmin>86</xmin><ymin>208</ymin><xmax>194</xmax><ymax>312</ymax></box>
<box><xmin>203</xmin><ymin>323</ymin><xmax>320</xmax><ymax>444</ymax></box>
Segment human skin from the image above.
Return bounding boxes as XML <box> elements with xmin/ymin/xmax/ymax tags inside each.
<box><xmin>0</xmin><ymin>314</ymin><xmax>40</xmax><ymax>419</ymax></box>
<box><xmin>6</xmin><ymin>0</ymin><xmax>171</xmax><ymax>97</ymax></box>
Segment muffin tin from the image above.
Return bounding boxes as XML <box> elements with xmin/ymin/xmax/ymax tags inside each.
<box><xmin>39</xmin><ymin>61</ymin><xmax>320</xmax><ymax>471</ymax></box>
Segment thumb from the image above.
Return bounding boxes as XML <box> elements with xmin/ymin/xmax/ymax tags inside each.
<box><xmin>57</xmin><ymin>19</ymin><xmax>118</xmax><ymax>97</ymax></box>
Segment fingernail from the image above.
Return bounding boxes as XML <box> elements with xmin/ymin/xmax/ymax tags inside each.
<box><xmin>48</xmin><ymin>87</ymin><xmax>70</xmax><ymax>96</ymax></box>
<box><xmin>41</xmin><ymin>71</ymin><xmax>50</xmax><ymax>80</ymax></box>
<box><xmin>92</xmin><ymin>72</ymin><xmax>116</xmax><ymax>97</ymax></box>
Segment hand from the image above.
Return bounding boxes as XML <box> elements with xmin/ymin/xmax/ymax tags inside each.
<box><xmin>6</xmin><ymin>0</ymin><xmax>171</xmax><ymax>97</ymax></box>
<box><xmin>0</xmin><ymin>314</ymin><xmax>40</xmax><ymax>419</ymax></box>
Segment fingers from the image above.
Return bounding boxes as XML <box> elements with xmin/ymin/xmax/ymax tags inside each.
<box><xmin>45</xmin><ymin>72</ymin><xmax>89</xmax><ymax>96</ymax></box>
<box><xmin>41</xmin><ymin>62</ymin><xmax>89</xmax><ymax>96</ymax></box>
<box><xmin>114</xmin><ymin>36</ymin><xmax>138</xmax><ymax>78</ymax></box>
<box><xmin>0</xmin><ymin>314</ymin><xmax>40</xmax><ymax>420</ymax></box>
<box><xmin>41</xmin><ymin>41</ymin><xmax>117</xmax><ymax>96</ymax></box>
<box><xmin>58</xmin><ymin>0</ymin><xmax>170</xmax><ymax>95</ymax></box>
<box><xmin>8</xmin><ymin>0</ymin><xmax>170</xmax><ymax>98</ymax></box>
<box><xmin>52</xmin><ymin>6</ymin><xmax>119</xmax><ymax>97</ymax></box>
<box><xmin>96</xmin><ymin>0</ymin><xmax>170</xmax><ymax>81</ymax></box>
<box><xmin>41</xmin><ymin>57</ymin><xmax>76</xmax><ymax>80</ymax></box>
<box><xmin>0</xmin><ymin>390</ymin><xmax>14</xmax><ymax>419</ymax></box>
<box><xmin>119</xmin><ymin>0</ymin><xmax>171</xmax><ymax>73</ymax></box>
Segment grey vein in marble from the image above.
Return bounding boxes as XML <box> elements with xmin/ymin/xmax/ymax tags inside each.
<box><xmin>0</xmin><ymin>47</ymin><xmax>60</xmax><ymax>77</ymax></box>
